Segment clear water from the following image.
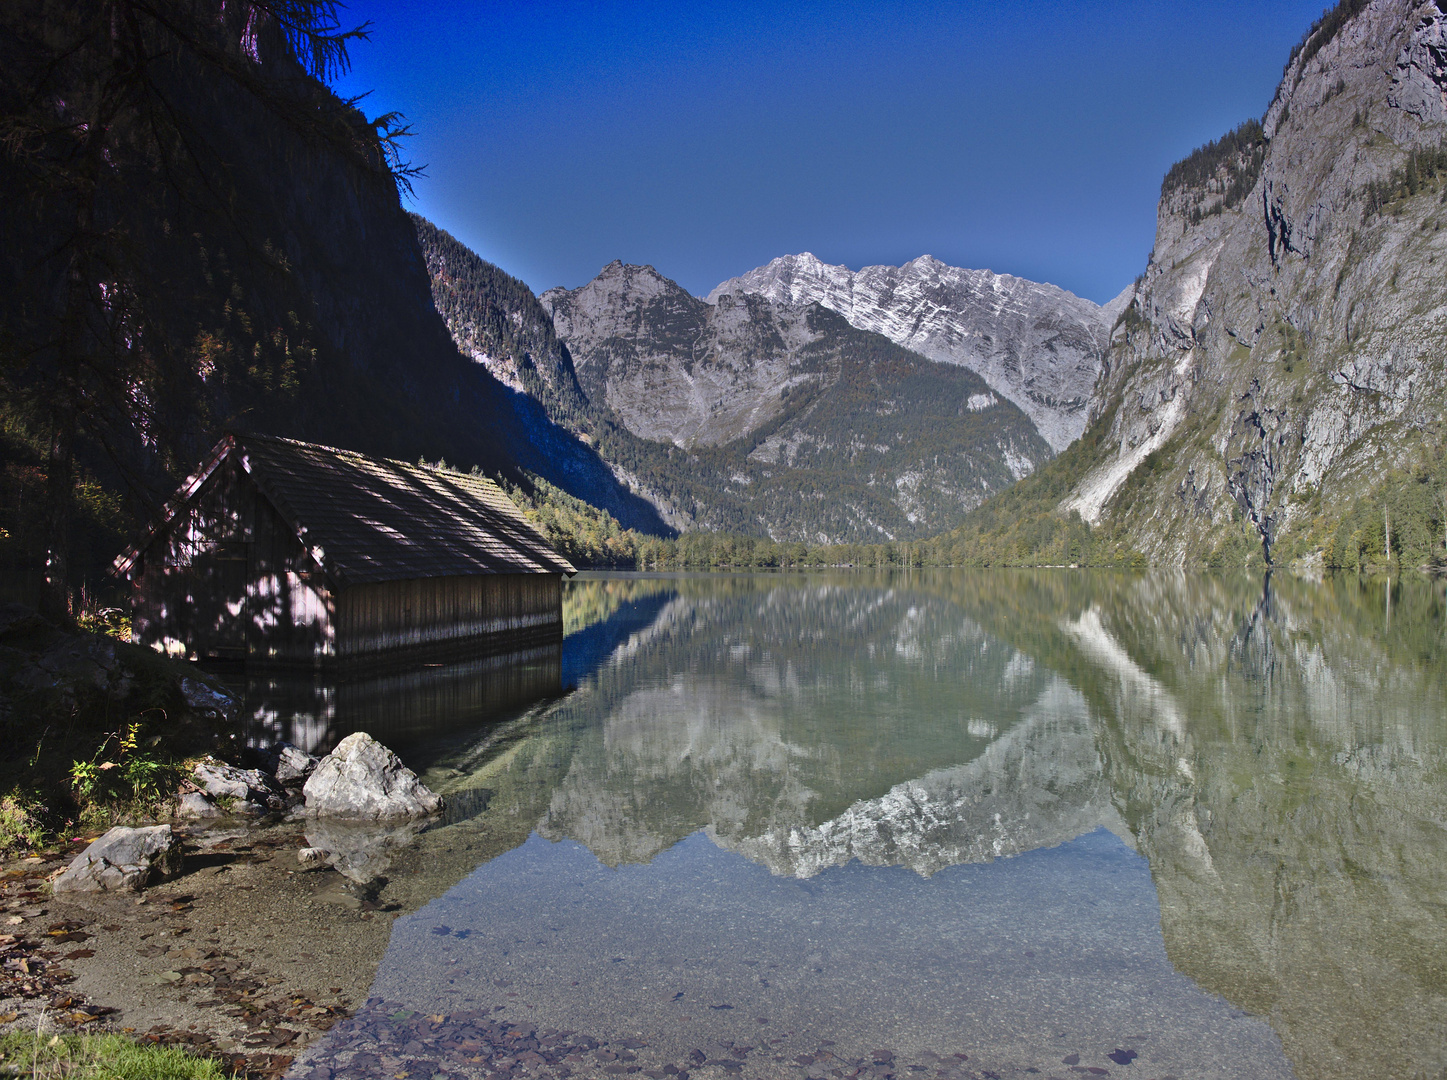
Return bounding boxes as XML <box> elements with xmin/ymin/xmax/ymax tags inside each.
<box><xmin>285</xmin><ymin>571</ymin><xmax>1447</xmax><ymax>1080</ymax></box>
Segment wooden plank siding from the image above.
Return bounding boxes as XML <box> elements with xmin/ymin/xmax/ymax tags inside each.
<box><xmin>336</xmin><ymin>574</ymin><xmax>562</xmax><ymax>658</ymax></box>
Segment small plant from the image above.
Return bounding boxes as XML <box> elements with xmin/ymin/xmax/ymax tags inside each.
<box><xmin>0</xmin><ymin>793</ymin><xmax>46</xmax><ymax>854</ymax></box>
<box><xmin>68</xmin><ymin>718</ymin><xmax>177</xmax><ymax>807</ymax></box>
<box><xmin>75</xmin><ymin>606</ymin><xmax>132</xmax><ymax>642</ymax></box>
<box><xmin>0</xmin><ymin>1026</ymin><xmax>229</xmax><ymax>1078</ymax></box>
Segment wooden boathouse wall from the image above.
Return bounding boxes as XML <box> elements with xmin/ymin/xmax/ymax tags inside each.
<box><xmin>131</xmin><ymin>454</ymin><xmax>335</xmax><ymax>664</ymax></box>
<box><xmin>335</xmin><ymin>574</ymin><xmax>561</xmax><ymax>658</ymax></box>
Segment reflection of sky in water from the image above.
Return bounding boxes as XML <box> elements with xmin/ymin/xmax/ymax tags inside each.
<box><xmin>372</xmin><ymin>828</ymin><xmax>1292</xmax><ymax>1078</ymax></box>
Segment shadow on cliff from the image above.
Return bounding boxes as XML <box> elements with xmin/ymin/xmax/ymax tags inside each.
<box><xmin>485</xmin><ymin>380</ymin><xmax>674</xmax><ymax>538</ymax></box>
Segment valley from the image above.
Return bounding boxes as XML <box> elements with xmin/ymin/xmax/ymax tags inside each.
<box><xmin>413</xmin><ymin>0</ymin><xmax>1447</xmax><ymax>572</ymax></box>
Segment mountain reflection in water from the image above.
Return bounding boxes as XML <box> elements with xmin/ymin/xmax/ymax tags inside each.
<box><xmin>291</xmin><ymin>571</ymin><xmax>1447</xmax><ymax>1080</ymax></box>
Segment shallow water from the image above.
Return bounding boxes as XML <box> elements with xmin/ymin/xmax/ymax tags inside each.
<box><xmin>288</xmin><ymin>571</ymin><xmax>1447</xmax><ymax>1080</ymax></box>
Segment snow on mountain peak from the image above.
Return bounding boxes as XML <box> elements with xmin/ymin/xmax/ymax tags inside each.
<box><xmin>708</xmin><ymin>254</ymin><xmax>1113</xmax><ymax>451</ymax></box>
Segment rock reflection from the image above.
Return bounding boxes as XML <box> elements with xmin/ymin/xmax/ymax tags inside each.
<box><xmin>522</xmin><ymin>579</ymin><xmax>1082</xmax><ymax>873</ymax></box>
<box><xmin>302</xmin><ymin>818</ymin><xmax>426</xmax><ymax>885</ymax></box>
<box><xmin>1046</xmin><ymin>574</ymin><xmax>1447</xmax><ymax>1080</ymax></box>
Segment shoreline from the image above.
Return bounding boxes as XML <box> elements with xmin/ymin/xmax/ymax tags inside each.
<box><xmin>0</xmin><ymin>809</ymin><xmax>523</xmax><ymax>1078</ymax></box>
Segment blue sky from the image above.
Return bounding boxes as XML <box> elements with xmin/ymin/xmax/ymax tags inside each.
<box><xmin>332</xmin><ymin>1</ymin><xmax>1326</xmax><ymax>305</ymax></box>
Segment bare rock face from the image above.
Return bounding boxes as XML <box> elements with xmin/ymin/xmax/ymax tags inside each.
<box><xmin>1048</xmin><ymin>0</ymin><xmax>1447</xmax><ymax>566</ymax></box>
<box><xmin>303</xmin><ymin>732</ymin><xmax>443</xmax><ymax>820</ymax></box>
<box><xmin>542</xmin><ymin>262</ymin><xmax>822</xmax><ymax>449</ymax></box>
<box><xmin>709</xmin><ymin>253</ymin><xmax>1118</xmax><ymax>452</ymax></box>
<box><xmin>539</xmin><ymin>261</ymin><xmax>1053</xmax><ymax>541</ymax></box>
<box><xmin>53</xmin><ymin>825</ymin><xmax>183</xmax><ymax>892</ymax></box>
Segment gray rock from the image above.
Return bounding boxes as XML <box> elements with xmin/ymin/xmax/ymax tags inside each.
<box><xmin>303</xmin><ymin>732</ymin><xmax>442</xmax><ymax>820</ymax></box>
<box><xmin>175</xmin><ymin>791</ymin><xmax>221</xmax><ymax>819</ymax></box>
<box><xmin>180</xmin><ymin>677</ymin><xmax>237</xmax><ymax>721</ymax></box>
<box><xmin>52</xmin><ymin>825</ymin><xmax>183</xmax><ymax>892</ymax></box>
<box><xmin>16</xmin><ymin>635</ymin><xmax>119</xmax><ymax>697</ymax></box>
<box><xmin>273</xmin><ymin>743</ymin><xmax>319</xmax><ymax>786</ymax></box>
<box><xmin>297</xmin><ymin>846</ymin><xmax>329</xmax><ymax>869</ymax></box>
<box><xmin>192</xmin><ymin>759</ymin><xmax>284</xmax><ymax>812</ymax></box>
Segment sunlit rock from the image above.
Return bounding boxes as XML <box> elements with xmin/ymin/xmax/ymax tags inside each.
<box><xmin>304</xmin><ymin>732</ymin><xmax>443</xmax><ymax>820</ymax></box>
<box><xmin>53</xmin><ymin>825</ymin><xmax>183</xmax><ymax>892</ymax></box>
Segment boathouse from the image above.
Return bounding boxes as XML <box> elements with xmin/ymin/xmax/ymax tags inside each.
<box><xmin>114</xmin><ymin>434</ymin><xmax>575</xmax><ymax>666</ymax></box>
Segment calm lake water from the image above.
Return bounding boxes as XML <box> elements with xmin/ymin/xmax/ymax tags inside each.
<box><xmin>286</xmin><ymin>570</ymin><xmax>1447</xmax><ymax>1080</ymax></box>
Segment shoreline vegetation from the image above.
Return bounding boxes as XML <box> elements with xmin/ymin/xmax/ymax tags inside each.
<box><xmin>492</xmin><ymin>461</ymin><xmax>1447</xmax><ymax>577</ymax></box>
<box><xmin>0</xmin><ymin>1028</ymin><xmax>227</xmax><ymax>1079</ymax></box>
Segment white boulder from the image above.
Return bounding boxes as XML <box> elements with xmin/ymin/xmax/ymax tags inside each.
<box><xmin>302</xmin><ymin>732</ymin><xmax>442</xmax><ymax>820</ymax></box>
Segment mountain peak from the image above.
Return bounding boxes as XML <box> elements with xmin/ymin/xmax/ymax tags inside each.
<box><xmin>707</xmin><ymin>253</ymin><xmax>1111</xmax><ymax>451</ymax></box>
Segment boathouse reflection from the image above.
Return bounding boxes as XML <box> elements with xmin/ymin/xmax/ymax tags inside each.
<box><xmin>228</xmin><ymin>643</ymin><xmax>563</xmax><ymax>758</ymax></box>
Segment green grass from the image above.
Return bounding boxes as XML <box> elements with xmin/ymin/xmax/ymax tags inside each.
<box><xmin>0</xmin><ymin>1030</ymin><xmax>228</xmax><ymax>1079</ymax></box>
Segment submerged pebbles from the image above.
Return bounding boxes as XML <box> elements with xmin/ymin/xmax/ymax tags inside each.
<box><xmin>291</xmin><ymin>1001</ymin><xmax>1142</xmax><ymax>1080</ymax></box>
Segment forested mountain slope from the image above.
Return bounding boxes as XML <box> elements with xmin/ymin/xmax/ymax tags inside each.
<box><xmin>974</xmin><ymin>0</ymin><xmax>1447</xmax><ymax>569</ymax></box>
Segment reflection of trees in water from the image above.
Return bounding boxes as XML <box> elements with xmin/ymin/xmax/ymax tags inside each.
<box><xmin>562</xmin><ymin>576</ymin><xmax>675</xmax><ymax>636</ymax></box>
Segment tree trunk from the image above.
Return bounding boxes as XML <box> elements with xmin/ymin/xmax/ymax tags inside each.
<box><xmin>39</xmin><ymin>401</ymin><xmax>76</xmax><ymax>623</ymax></box>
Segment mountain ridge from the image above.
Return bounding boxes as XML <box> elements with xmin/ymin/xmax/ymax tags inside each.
<box><xmin>708</xmin><ymin>251</ymin><xmax>1124</xmax><ymax>452</ymax></box>
<box><xmin>539</xmin><ymin>259</ymin><xmax>1054</xmax><ymax>539</ymax></box>
<box><xmin>416</xmin><ymin>231</ymin><xmax>1056</xmax><ymax>542</ymax></box>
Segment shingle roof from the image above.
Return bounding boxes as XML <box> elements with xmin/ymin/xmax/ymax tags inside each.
<box><xmin>115</xmin><ymin>434</ymin><xmax>575</xmax><ymax>584</ymax></box>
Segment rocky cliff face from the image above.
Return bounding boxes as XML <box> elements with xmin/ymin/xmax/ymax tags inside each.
<box><xmin>543</xmin><ymin>262</ymin><xmax>827</xmax><ymax>448</ymax></box>
<box><xmin>532</xmin><ymin>262</ymin><xmax>1053</xmax><ymax>540</ymax></box>
<box><xmin>709</xmin><ymin>253</ymin><xmax>1123</xmax><ymax>452</ymax></box>
<box><xmin>1054</xmin><ymin>0</ymin><xmax>1447</xmax><ymax>566</ymax></box>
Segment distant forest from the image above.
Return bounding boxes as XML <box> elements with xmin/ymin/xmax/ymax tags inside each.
<box><xmin>1161</xmin><ymin>118</ymin><xmax>1266</xmax><ymax>223</ymax></box>
<box><xmin>490</xmin><ymin>428</ymin><xmax>1447</xmax><ymax>574</ymax></box>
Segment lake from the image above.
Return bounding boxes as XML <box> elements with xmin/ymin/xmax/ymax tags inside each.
<box><xmin>284</xmin><ymin>570</ymin><xmax>1447</xmax><ymax>1080</ymax></box>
